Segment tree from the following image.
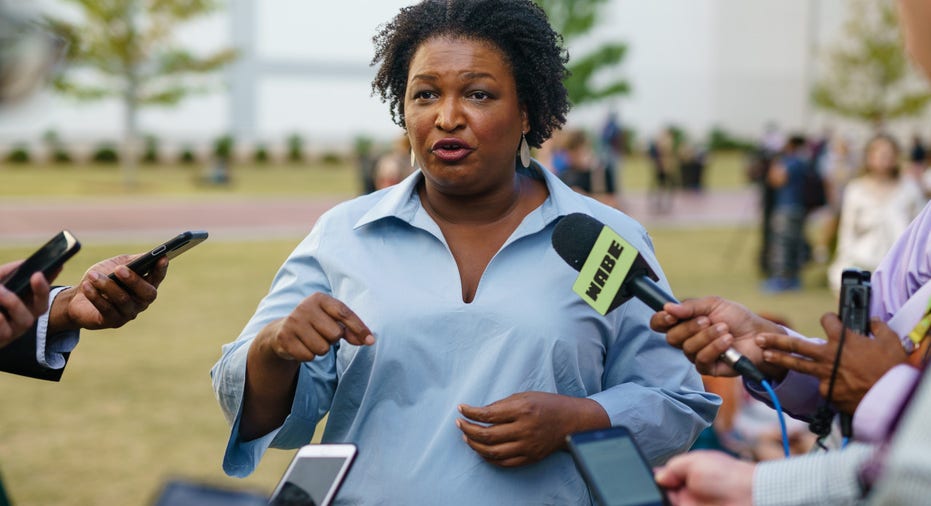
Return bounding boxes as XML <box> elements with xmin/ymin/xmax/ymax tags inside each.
<box><xmin>811</xmin><ymin>0</ymin><xmax>931</xmax><ymax>128</ymax></box>
<box><xmin>45</xmin><ymin>0</ymin><xmax>237</xmax><ymax>186</ymax></box>
<box><xmin>535</xmin><ymin>0</ymin><xmax>630</xmax><ymax>107</ymax></box>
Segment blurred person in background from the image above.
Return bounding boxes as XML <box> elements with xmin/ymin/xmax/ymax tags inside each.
<box><xmin>827</xmin><ymin>133</ymin><xmax>926</xmax><ymax>295</ymax></box>
<box><xmin>814</xmin><ymin>133</ymin><xmax>859</xmax><ymax>264</ymax></box>
<box><xmin>598</xmin><ymin>110</ymin><xmax>624</xmax><ymax>203</ymax></box>
<box><xmin>762</xmin><ymin>134</ymin><xmax>809</xmax><ymax>292</ymax></box>
<box><xmin>372</xmin><ymin>133</ymin><xmax>413</xmax><ymax>190</ymax></box>
<box><xmin>647</xmin><ymin>126</ymin><xmax>678</xmax><ymax>214</ymax></box>
<box><xmin>558</xmin><ymin>128</ymin><xmax>595</xmax><ymax>195</ymax></box>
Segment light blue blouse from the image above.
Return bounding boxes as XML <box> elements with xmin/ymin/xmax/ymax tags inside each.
<box><xmin>211</xmin><ymin>163</ymin><xmax>719</xmax><ymax>505</ymax></box>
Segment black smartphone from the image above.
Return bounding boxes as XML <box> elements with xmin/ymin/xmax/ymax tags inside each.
<box><xmin>150</xmin><ymin>479</ymin><xmax>268</xmax><ymax>506</ymax></box>
<box><xmin>1</xmin><ymin>230</ymin><xmax>81</xmax><ymax>299</ymax></box>
<box><xmin>566</xmin><ymin>426</ymin><xmax>669</xmax><ymax>506</ymax></box>
<box><xmin>109</xmin><ymin>231</ymin><xmax>208</xmax><ymax>282</ymax></box>
<box><xmin>839</xmin><ymin>268</ymin><xmax>871</xmax><ymax>335</ymax></box>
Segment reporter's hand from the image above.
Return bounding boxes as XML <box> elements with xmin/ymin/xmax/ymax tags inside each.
<box><xmin>47</xmin><ymin>254</ymin><xmax>168</xmax><ymax>334</ymax></box>
<box><xmin>654</xmin><ymin>450</ymin><xmax>755</xmax><ymax>506</ymax></box>
<box><xmin>757</xmin><ymin>314</ymin><xmax>907</xmax><ymax>414</ymax></box>
<box><xmin>0</xmin><ymin>260</ymin><xmax>52</xmax><ymax>348</ymax></box>
<box><xmin>457</xmin><ymin>392</ymin><xmax>609</xmax><ymax>467</ymax></box>
<box><xmin>651</xmin><ymin>296</ymin><xmax>786</xmax><ymax>379</ymax></box>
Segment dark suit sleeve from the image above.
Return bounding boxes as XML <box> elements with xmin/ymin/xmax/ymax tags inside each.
<box><xmin>0</xmin><ymin>323</ymin><xmax>69</xmax><ymax>382</ymax></box>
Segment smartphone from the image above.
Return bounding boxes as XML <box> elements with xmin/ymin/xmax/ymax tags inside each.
<box><xmin>566</xmin><ymin>426</ymin><xmax>669</xmax><ymax>506</ymax></box>
<box><xmin>268</xmin><ymin>444</ymin><xmax>357</xmax><ymax>506</ymax></box>
<box><xmin>1</xmin><ymin>230</ymin><xmax>81</xmax><ymax>299</ymax></box>
<box><xmin>150</xmin><ymin>479</ymin><xmax>268</xmax><ymax>506</ymax></box>
<box><xmin>109</xmin><ymin>231</ymin><xmax>208</xmax><ymax>282</ymax></box>
<box><xmin>839</xmin><ymin>268</ymin><xmax>871</xmax><ymax>335</ymax></box>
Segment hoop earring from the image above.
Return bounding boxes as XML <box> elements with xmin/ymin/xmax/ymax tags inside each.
<box><xmin>410</xmin><ymin>148</ymin><xmax>418</xmax><ymax>170</ymax></box>
<box><xmin>519</xmin><ymin>134</ymin><xmax>531</xmax><ymax>168</ymax></box>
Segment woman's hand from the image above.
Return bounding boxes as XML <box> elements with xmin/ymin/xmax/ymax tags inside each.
<box><xmin>242</xmin><ymin>292</ymin><xmax>375</xmax><ymax>441</ymax></box>
<box><xmin>255</xmin><ymin>292</ymin><xmax>375</xmax><ymax>363</ymax></box>
<box><xmin>457</xmin><ymin>392</ymin><xmax>608</xmax><ymax>467</ymax></box>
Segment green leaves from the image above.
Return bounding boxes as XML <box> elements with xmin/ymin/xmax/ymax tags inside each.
<box><xmin>812</xmin><ymin>0</ymin><xmax>931</xmax><ymax>125</ymax></box>
<box><xmin>535</xmin><ymin>0</ymin><xmax>631</xmax><ymax>107</ymax></box>
<box><xmin>45</xmin><ymin>0</ymin><xmax>237</xmax><ymax>108</ymax></box>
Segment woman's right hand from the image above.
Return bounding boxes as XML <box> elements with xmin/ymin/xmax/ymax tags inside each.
<box><xmin>0</xmin><ymin>260</ymin><xmax>52</xmax><ymax>349</ymax></box>
<box><xmin>242</xmin><ymin>293</ymin><xmax>375</xmax><ymax>440</ymax></box>
<box><xmin>257</xmin><ymin>292</ymin><xmax>375</xmax><ymax>363</ymax></box>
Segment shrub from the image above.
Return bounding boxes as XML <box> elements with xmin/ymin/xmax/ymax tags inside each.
<box><xmin>143</xmin><ymin>135</ymin><xmax>160</xmax><ymax>164</ymax></box>
<box><xmin>6</xmin><ymin>145</ymin><xmax>30</xmax><ymax>164</ymax></box>
<box><xmin>707</xmin><ymin>126</ymin><xmax>756</xmax><ymax>152</ymax></box>
<box><xmin>92</xmin><ymin>144</ymin><xmax>119</xmax><ymax>164</ymax></box>
<box><xmin>287</xmin><ymin>133</ymin><xmax>304</xmax><ymax>162</ymax></box>
<box><xmin>179</xmin><ymin>146</ymin><xmax>196</xmax><ymax>164</ymax></box>
<box><xmin>254</xmin><ymin>144</ymin><xmax>269</xmax><ymax>164</ymax></box>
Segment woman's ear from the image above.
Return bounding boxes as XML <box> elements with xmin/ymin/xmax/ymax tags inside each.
<box><xmin>520</xmin><ymin>105</ymin><xmax>530</xmax><ymax>136</ymax></box>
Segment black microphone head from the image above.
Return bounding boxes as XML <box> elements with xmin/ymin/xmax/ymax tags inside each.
<box><xmin>551</xmin><ymin>213</ymin><xmax>604</xmax><ymax>271</ymax></box>
<box><xmin>552</xmin><ymin>213</ymin><xmax>660</xmax><ymax>314</ymax></box>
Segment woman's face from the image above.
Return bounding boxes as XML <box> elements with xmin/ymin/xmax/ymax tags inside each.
<box><xmin>404</xmin><ymin>36</ymin><xmax>528</xmax><ymax>196</ymax></box>
<box><xmin>866</xmin><ymin>138</ymin><xmax>898</xmax><ymax>176</ymax></box>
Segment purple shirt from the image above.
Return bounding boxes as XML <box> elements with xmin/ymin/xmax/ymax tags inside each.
<box><xmin>747</xmin><ymin>201</ymin><xmax>931</xmax><ymax>439</ymax></box>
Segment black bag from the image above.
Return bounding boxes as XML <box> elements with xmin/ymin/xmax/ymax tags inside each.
<box><xmin>801</xmin><ymin>162</ymin><xmax>827</xmax><ymax>213</ymax></box>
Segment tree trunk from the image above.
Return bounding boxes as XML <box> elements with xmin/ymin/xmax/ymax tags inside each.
<box><xmin>122</xmin><ymin>74</ymin><xmax>139</xmax><ymax>188</ymax></box>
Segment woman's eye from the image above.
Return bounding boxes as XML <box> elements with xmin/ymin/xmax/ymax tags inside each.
<box><xmin>413</xmin><ymin>90</ymin><xmax>437</xmax><ymax>100</ymax></box>
<box><xmin>469</xmin><ymin>91</ymin><xmax>490</xmax><ymax>100</ymax></box>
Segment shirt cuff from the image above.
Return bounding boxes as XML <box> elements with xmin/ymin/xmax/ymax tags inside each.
<box><xmin>853</xmin><ymin>364</ymin><xmax>921</xmax><ymax>443</ymax></box>
<box><xmin>35</xmin><ymin>286</ymin><xmax>80</xmax><ymax>370</ymax></box>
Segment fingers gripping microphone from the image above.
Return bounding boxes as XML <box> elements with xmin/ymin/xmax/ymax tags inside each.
<box><xmin>551</xmin><ymin>213</ymin><xmax>766</xmax><ymax>383</ymax></box>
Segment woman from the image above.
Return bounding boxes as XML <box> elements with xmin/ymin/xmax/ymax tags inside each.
<box><xmin>827</xmin><ymin>134</ymin><xmax>926</xmax><ymax>294</ymax></box>
<box><xmin>211</xmin><ymin>1</ymin><xmax>717</xmax><ymax>503</ymax></box>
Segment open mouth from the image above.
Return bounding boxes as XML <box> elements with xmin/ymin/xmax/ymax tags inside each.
<box><xmin>431</xmin><ymin>139</ymin><xmax>474</xmax><ymax>162</ymax></box>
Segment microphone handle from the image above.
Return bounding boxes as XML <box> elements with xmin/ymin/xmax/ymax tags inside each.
<box><xmin>628</xmin><ymin>275</ymin><xmax>767</xmax><ymax>384</ymax></box>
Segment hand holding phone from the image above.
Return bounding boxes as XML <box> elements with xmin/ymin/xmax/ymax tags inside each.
<box><xmin>108</xmin><ymin>231</ymin><xmax>208</xmax><ymax>284</ymax></box>
<box><xmin>1</xmin><ymin>230</ymin><xmax>81</xmax><ymax>299</ymax></box>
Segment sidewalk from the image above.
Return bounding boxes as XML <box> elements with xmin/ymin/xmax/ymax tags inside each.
<box><xmin>0</xmin><ymin>188</ymin><xmax>759</xmax><ymax>245</ymax></box>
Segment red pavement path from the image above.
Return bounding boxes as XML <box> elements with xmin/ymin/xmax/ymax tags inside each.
<box><xmin>0</xmin><ymin>188</ymin><xmax>759</xmax><ymax>245</ymax></box>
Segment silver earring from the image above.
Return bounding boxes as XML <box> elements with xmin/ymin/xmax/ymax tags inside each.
<box><xmin>519</xmin><ymin>134</ymin><xmax>531</xmax><ymax>168</ymax></box>
<box><xmin>410</xmin><ymin>148</ymin><xmax>418</xmax><ymax>169</ymax></box>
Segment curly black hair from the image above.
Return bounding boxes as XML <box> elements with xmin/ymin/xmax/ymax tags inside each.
<box><xmin>371</xmin><ymin>0</ymin><xmax>570</xmax><ymax>148</ymax></box>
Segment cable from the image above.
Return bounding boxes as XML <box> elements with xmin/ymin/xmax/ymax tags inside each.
<box><xmin>759</xmin><ymin>378</ymin><xmax>790</xmax><ymax>458</ymax></box>
<box><xmin>809</xmin><ymin>325</ymin><xmax>850</xmax><ymax>450</ymax></box>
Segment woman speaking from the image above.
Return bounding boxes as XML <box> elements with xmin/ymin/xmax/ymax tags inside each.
<box><xmin>211</xmin><ymin>0</ymin><xmax>718</xmax><ymax>503</ymax></box>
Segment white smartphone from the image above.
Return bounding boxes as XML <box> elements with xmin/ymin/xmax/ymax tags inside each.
<box><xmin>268</xmin><ymin>443</ymin><xmax>357</xmax><ymax>506</ymax></box>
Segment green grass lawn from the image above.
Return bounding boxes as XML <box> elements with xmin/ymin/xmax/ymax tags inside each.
<box><xmin>0</xmin><ymin>151</ymin><xmax>835</xmax><ymax>505</ymax></box>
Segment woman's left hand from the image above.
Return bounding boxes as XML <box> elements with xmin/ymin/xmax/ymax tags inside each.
<box><xmin>457</xmin><ymin>392</ymin><xmax>609</xmax><ymax>467</ymax></box>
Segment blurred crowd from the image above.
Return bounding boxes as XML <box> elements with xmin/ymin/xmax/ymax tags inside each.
<box><xmin>748</xmin><ymin>124</ymin><xmax>929</xmax><ymax>295</ymax></box>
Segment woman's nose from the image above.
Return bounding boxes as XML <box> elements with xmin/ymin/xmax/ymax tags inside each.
<box><xmin>435</xmin><ymin>97</ymin><xmax>464</xmax><ymax>131</ymax></box>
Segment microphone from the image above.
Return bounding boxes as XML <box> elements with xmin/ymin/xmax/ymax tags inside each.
<box><xmin>551</xmin><ymin>213</ymin><xmax>766</xmax><ymax>383</ymax></box>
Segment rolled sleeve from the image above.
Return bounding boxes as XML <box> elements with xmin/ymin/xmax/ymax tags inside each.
<box><xmin>35</xmin><ymin>286</ymin><xmax>79</xmax><ymax>370</ymax></box>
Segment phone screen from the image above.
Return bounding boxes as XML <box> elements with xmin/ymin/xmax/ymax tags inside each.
<box><xmin>568</xmin><ymin>428</ymin><xmax>666</xmax><ymax>506</ymax></box>
<box><xmin>269</xmin><ymin>449</ymin><xmax>355</xmax><ymax>506</ymax></box>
